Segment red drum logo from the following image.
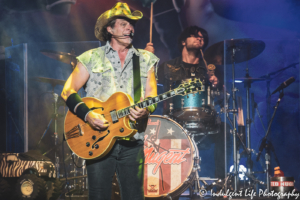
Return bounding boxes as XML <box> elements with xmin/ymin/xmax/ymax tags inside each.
<box><xmin>143</xmin><ymin>116</ymin><xmax>197</xmax><ymax>198</ymax></box>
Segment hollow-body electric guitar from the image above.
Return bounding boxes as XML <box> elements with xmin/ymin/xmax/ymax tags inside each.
<box><xmin>64</xmin><ymin>79</ymin><xmax>203</xmax><ymax>159</ymax></box>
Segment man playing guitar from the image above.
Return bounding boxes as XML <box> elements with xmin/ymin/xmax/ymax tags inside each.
<box><xmin>61</xmin><ymin>3</ymin><xmax>159</xmax><ymax>199</ymax></box>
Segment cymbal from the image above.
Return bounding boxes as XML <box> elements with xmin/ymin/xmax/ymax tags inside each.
<box><xmin>40</xmin><ymin>49</ymin><xmax>77</xmax><ymax>65</ymax></box>
<box><xmin>32</xmin><ymin>77</ymin><xmax>66</xmax><ymax>86</ymax></box>
<box><xmin>235</xmin><ymin>77</ymin><xmax>267</xmax><ymax>82</ymax></box>
<box><xmin>204</xmin><ymin>39</ymin><xmax>265</xmax><ymax>65</ymax></box>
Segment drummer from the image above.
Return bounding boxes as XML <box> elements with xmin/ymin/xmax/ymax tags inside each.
<box><xmin>156</xmin><ymin>26</ymin><xmax>219</xmax><ymax>112</ymax></box>
<box><xmin>146</xmin><ymin>26</ymin><xmax>227</xmax><ymax>179</ymax></box>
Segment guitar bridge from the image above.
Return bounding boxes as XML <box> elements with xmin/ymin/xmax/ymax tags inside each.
<box><xmin>65</xmin><ymin>124</ymin><xmax>84</xmax><ymax>140</ymax></box>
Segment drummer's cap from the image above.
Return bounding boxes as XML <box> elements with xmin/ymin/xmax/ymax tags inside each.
<box><xmin>94</xmin><ymin>2</ymin><xmax>143</xmax><ymax>41</ymax></box>
<box><xmin>178</xmin><ymin>26</ymin><xmax>209</xmax><ymax>51</ymax></box>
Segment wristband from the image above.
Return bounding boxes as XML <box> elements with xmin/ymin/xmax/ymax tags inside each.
<box><xmin>144</xmin><ymin>97</ymin><xmax>157</xmax><ymax>114</ymax></box>
<box><xmin>66</xmin><ymin>93</ymin><xmax>91</xmax><ymax>121</ymax></box>
<box><xmin>147</xmin><ymin>104</ymin><xmax>157</xmax><ymax>114</ymax></box>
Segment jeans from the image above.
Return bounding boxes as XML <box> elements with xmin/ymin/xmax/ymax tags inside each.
<box><xmin>86</xmin><ymin>139</ymin><xmax>144</xmax><ymax>200</ymax></box>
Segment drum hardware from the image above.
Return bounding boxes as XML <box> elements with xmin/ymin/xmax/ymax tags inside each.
<box><xmin>40</xmin><ymin>49</ymin><xmax>77</xmax><ymax>69</ymax></box>
<box><xmin>203</xmin><ymin>39</ymin><xmax>265</xmax><ymax>66</ymax></box>
<box><xmin>32</xmin><ymin>76</ymin><xmax>66</xmax><ymax>87</ymax></box>
<box><xmin>169</xmin><ymin>102</ymin><xmax>173</xmax><ymax>115</ymax></box>
<box><xmin>33</xmin><ymin>77</ymin><xmax>67</xmax><ymax>179</ymax></box>
<box><xmin>219</xmin><ymin>39</ymin><xmax>266</xmax><ymax>192</ymax></box>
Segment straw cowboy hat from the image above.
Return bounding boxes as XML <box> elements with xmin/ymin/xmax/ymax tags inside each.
<box><xmin>94</xmin><ymin>2</ymin><xmax>143</xmax><ymax>41</ymax></box>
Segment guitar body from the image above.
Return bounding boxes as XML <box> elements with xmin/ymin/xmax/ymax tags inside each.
<box><xmin>64</xmin><ymin>92</ymin><xmax>137</xmax><ymax>160</ymax></box>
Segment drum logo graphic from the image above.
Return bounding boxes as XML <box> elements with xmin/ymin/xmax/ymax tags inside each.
<box><xmin>144</xmin><ymin>117</ymin><xmax>194</xmax><ymax>196</ymax></box>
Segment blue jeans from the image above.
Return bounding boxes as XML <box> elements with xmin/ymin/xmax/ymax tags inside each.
<box><xmin>86</xmin><ymin>139</ymin><xmax>144</xmax><ymax>200</ymax></box>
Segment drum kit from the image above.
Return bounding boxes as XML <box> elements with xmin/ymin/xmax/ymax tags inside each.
<box><xmin>33</xmin><ymin>38</ymin><xmax>295</xmax><ymax>199</ymax></box>
<box><xmin>142</xmin><ymin>38</ymin><xmax>288</xmax><ymax>199</ymax></box>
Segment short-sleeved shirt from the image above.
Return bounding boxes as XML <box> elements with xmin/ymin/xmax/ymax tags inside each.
<box><xmin>77</xmin><ymin>42</ymin><xmax>159</xmax><ymax>140</ymax></box>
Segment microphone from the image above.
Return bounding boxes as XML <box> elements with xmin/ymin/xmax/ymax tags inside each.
<box><xmin>111</xmin><ymin>32</ymin><xmax>134</xmax><ymax>38</ymax></box>
<box><xmin>271</xmin><ymin>77</ymin><xmax>295</xmax><ymax>95</ymax></box>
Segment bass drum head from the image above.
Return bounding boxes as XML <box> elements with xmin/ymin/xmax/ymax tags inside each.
<box><xmin>144</xmin><ymin>115</ymin><xmax>198</xmax><ymax>199</ymax></box>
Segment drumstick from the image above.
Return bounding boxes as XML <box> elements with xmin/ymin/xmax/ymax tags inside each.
<box><xmin>237</xmin><ymin>96</ymin><xmax>245</xmax><ymax>126</ymax></box>
<box><xmin>150</xmin><ymin>2</ymin><xmax>153</xmax><ymax>43</ymax></box>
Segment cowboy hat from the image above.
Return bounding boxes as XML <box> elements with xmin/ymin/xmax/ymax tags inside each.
<box><xmin>95</xmin><ymin>2</ymin><xmax>143</xmax><ymax>41</ymax></box>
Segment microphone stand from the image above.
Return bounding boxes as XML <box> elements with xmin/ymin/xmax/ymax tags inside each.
<box><xmin>256</xmin><ymin>91</ymin><xmax>284</xmax><ymax>192</ymax></box>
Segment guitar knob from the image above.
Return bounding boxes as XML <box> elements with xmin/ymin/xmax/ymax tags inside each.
<box><xmin>86</xmin><ymin>142</ymin><xmax>90</xmax><ymax>147</ymax></box>
<box><xmin>89</xmin><ymin>151</ymin><xmax>93</xmax><ymax>156</ymax></box>
<box><xmin>95</xmin><ymin>144</ymin><xmax>99</xmax><ymax>149</ymax></box>
<box><xmin>92</xmin><ymin>135</ymin><xmax>96</xmax><ymax>140</ymax></box>
<box><xmin>120</xmin><ymin>128</ymin><xmax>124</xmax><ymax>133</ymax></box>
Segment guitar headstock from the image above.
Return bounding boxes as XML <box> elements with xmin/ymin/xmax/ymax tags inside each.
<box><xmin>175</xmin><ymin>79</ymin><xmax>203</xmax><ymax>96</ymax></box>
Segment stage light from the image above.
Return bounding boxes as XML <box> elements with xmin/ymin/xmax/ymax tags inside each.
<box><xmin>230</xmin><ymin>165</ymin><xmax>248</xmax><ymax>180</ymax></box>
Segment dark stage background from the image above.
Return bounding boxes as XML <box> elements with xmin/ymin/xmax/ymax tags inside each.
<box><xmin>0</xmin><ymin>0</ymin><xmax>299</xmax><ymax>191</ymax></box>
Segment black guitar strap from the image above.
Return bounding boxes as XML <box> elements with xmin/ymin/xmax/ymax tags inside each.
<box><xmin>132</xmin><ymin>50</ymin><xmax>141</xmax><ymax>104</ymax></box>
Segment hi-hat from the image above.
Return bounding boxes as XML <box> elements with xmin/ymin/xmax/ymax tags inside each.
<box><xmin>204</xmin><ymin>39</ymin><xmax>265</xmax><ymax>65</ymax></box>
<box><xmin>40</xmin><ymin>49</ymin><xmax>77</xmax><ymax>65</ymax></box>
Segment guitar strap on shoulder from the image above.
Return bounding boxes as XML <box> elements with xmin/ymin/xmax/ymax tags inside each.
<box><xmin>133</xmin><ymin>50</ymin><xmax>141</xmax><ymax>104</ymax></box>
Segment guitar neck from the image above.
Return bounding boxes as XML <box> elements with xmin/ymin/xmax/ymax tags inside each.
<box><xmin>117</xmin><ymin>87</ymin><xmax>185</xmax><ymax>118</ymax></box>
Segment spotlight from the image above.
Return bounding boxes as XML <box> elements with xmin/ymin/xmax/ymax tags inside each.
<box><xmin>230</xmin><ymin>165</ymin><xmax>248</xmax><ymax>180</ymax></box>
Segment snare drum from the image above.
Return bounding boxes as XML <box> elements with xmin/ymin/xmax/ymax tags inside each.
<box><xmin>144</xmin><ymin>115</ymin><xmax>199</xmax><ymax>199</ymax></box>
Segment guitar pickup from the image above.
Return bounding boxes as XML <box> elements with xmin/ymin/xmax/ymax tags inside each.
<box><xmin>110</xmin><ymin>110</ymin><xmax>119</xmax><ymax>123</ymax></box>
<box><xmin>77</xmin><ymin>124</ymin><xmax>84</xmax><ymax>136</ymax></box>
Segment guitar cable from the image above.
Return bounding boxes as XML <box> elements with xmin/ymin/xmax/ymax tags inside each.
<box><xmin>71</xmin><ymin>150</ymin><xmax>84</xmax><ymax>168</ymax></box>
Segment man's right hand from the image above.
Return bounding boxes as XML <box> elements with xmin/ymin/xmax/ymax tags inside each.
<box><xmin>86</xmin><ymin>111</ymin><xmax>110</xmax><ymax>130</ymax></box>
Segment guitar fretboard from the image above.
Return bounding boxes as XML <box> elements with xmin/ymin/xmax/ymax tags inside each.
<box><xmin>117</xmin><ymin>88</ymin><xmax>185</xmax><ymax>118</ymax></box>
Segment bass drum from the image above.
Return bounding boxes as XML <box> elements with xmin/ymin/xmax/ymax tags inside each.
<box><xmin>144</xmin><ymin>115</ymin><xmax>199</xmax><ymax>199</ymax></box>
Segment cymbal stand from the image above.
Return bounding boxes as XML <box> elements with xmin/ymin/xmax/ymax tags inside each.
<box><xmin>53</xmin><ymin>92</ymin><xmax>60</xmax><ymax>178</ymax></box>
<box><xmin>35</xmin><ymin>85</ymin><xmax>60</xmax><ymax>178</ymax></box>
<box><xmin>244</xmin><ymin>68</ymin><xmax>254</xmax><ymax>187</ymax></box>
<box><xmin>228</xmin><ymin>45</ymin><xmax>239</xmax><ymax>192</ymax></box>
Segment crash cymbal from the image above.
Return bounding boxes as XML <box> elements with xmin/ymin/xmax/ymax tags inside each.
<box><xmin>204</xmin><ymin>39</ymin><xmax>265</xmax><ymax>65</ymax></box>
<box><xmin>40</xmin><ymin>49</ymin><xmax>77</xmax><ymax>65</ymax></box>
<box><xmin>32</xmin><ymin>77</ymin><xmax>66</xmax><ymax>86</ymax></box>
